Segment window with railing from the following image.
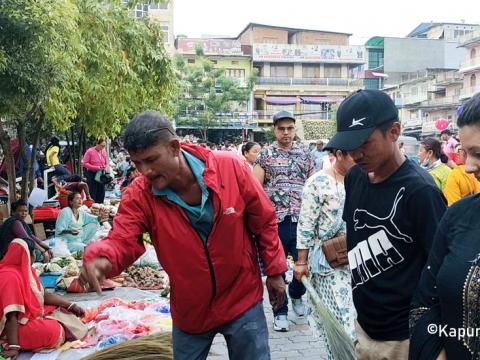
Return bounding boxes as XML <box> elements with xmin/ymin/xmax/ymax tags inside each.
<box><xmin>271</xmin><ymin>63</ymin><xmax>294</xmax><ymax>78</ymax></box>
<box><xmin>471</xmin><ymin>48</ymin><xmax>477</xmax><ymax>60</ymax></box>
<box><xmin>471</xmin><ymin>74</ymin><xmax>477</xmax><ymax>88</ymax></box>
<box><xmin>302</xmin><ymin>64</ymin><xmax>320</xmax><ymax>78</ymax></box>
<box><xmin>225</xmin><ymin>69</ymin><xmax>245</xmax><ymax>79</ymax></box>
<box><xmin>324</xmin><ymin>64</ymin><xmax>341</xmax><ymax>78</ymax></box>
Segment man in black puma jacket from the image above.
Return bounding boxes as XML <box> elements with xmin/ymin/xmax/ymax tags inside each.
<box><xmin>324</xmin><ymin>90</ymin><xmax>447</xmax><ymax>359</ymax></box>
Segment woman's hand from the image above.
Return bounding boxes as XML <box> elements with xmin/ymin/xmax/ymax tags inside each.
<box><xmin>42</xmin><ymin>251</ymin><xmax>51</xmax><ymax>263</ymax></box>
<box><xmin>294</xmin><ymin>263</ymin><xmax>309</xmax><ymax>282</ymax></box>
<box><xmin>67</xmin><ymin>303</ymin><xmax>85</xmax><ymax>318</ymax></box>
<box><xmin>3</xmin><ymin>348</ymin><xmax>19</xmax><ymax>359</ymax></box>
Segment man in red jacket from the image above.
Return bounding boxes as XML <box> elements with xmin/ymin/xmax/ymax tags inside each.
<box><xmin>79</xmin><ymin>112</ymin><xmax>287</xmax><ymax>359</ymax></box>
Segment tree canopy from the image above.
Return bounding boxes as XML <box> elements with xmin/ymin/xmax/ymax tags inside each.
<box><xmin>174</xmin><ymin>50</ymin><xmax>255</xmax><ymax>140</ymax></box>
<box><xmin>0</xmin><ymin>0</ymin><xmax>178</xmax><ymax>199</ymax></box>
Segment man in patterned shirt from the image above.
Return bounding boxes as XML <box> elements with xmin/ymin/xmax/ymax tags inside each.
<box><xmin>254</xmin><ymin>110</ymin><xmax>315</xmax><ymax>332</ymax></box>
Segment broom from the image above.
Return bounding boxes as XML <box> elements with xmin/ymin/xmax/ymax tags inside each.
<box><xmin>301</xmin><ymin>275</ymin><xmax>355</xmax><ymax>360</ymax></box>
<box><xmin>82</xmin><ymin>332</ymin><xmax>173</xmax><ymax>360</ymax></box>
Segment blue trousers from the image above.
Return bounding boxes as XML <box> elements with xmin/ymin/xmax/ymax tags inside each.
<box><xmin>172</xmin><ymin>301</ymin><xmax>270</xmax><ymax>360</ymax></box>
<box><xmin>273</xmin><ymin>216</ymin><xmax>306</xmax><ymax>316</ymax></box>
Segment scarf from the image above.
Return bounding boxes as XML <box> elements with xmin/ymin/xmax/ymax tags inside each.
<box><xmin>0</xmin><ymin>239</ymin><xmax>44</xmax><ymax>334</ymax></box>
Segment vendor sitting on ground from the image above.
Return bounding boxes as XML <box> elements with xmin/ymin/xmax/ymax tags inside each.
<box><xmin>0</xmin><ymin>239</ymin><xmax>86</xmax><ymax>358</ymax></box>
<box><xmin>0</xmin><ymin>200</ymin><xmax>52</xmax><ymax>263</ymax></box>
<box><xmin>55</xmin><ymin>192</ymin><xmax>104</xmax><ymax>253</ymax></box>
<box><xmin>52</xmin><ymin>175</ymin><xmax>93</xmax><ymax>208</ymax></box>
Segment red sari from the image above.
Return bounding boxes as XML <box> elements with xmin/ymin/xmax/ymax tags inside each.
<box><xmin>0</xmin><ymin>239</ymin><xmax>64</xmax><ymax>352</ymax></box>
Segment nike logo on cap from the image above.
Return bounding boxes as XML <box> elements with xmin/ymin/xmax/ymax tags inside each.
<box><xmin>349</xmin><ymin>117</ymin><xmax>366</xmax><ymax>128</ymax></box>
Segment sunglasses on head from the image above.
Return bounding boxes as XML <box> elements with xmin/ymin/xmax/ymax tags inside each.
<box><xmin>146</xmin><ymin>127</ymin><xmax>175</xmax><ymax>136</ymax></box>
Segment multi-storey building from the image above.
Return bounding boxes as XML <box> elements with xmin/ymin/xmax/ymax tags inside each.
<box><xmin>235</xmin><ymin>23</ymin><xmax>364</xmax><ymax>140</ymax></box>
<box><xmin>364</xmin><ymin>36</ymin><xmax>465</xmax><ymax>90</ymax></box>
<box><xmin>385</xmin><ymin>69</ymin><xmax>463</xmax><ymax>138</ymax></box>
<box><xmin>459</xmin><ymin>29</ymin><xmax>480</xmax><ymax>100</ymax></box>
<box><xmin>407</xmin><ymin>22</ymin><xmax>479</xmax><ymax>41</ymax></box>
<box><xmin>128</xmin><ymin>1</ymin><xmax>175</xmax><ymax>54</ymax></box>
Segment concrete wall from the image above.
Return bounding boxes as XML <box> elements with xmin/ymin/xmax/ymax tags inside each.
<box><xmin>293</xmin><ymin>31</ymin><xmax>349</xmax><ymax>46</ymax></box>
<box><xmin>384</xmin><ymin>38</ymin><xmax>445</xmax><ymax>73</ymax></box>
<box><xmin>240</xmin><ymin>26</ymin><xmax>288</xmax><ymax>45</ymax></box>
<box><xmin>383</xmin><ymin>38</ymin><xmax>466</xmax><ymax>85</ymax></box>
<box><xmin>444</xmin><ymin>42</ymin><xmax>465</xmax><ymax>69</ymax></box>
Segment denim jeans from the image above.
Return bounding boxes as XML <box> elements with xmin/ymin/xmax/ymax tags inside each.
<box><xmin>273</xmin><ymin>216</ymin><xmax>306</xmax><ymax>316</ymax></box>
<box><xmin>173</xmin><ymin>301</ymin><xmax>270</xmax><ymax>360</ymax></box>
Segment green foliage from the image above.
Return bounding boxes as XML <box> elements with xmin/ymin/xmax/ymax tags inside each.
<box><xmin>0</xmin><ymin>0</ymin><xmax>178</xmax><ymax>138</ymax></box>
<box><xmin>74</xmin><ymin>0</ymin><xmax>178</xmax><ymax>138</ymax></box>
<box><xmin>174</xmin><ymin>54</ymin><xmax>253</xmax><ymax>139</ymax></box>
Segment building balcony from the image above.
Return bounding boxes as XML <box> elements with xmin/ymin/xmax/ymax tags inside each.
<box><xmin>402</xmin><ymin>95</ymin><xmax>429</xmax><ymax>106</ymax></box>
<box><xmin>460</xmin><ymin>86</ymin><xmax>480</xmax><ymax>99</ymax></box>
<box><xmin>252</xmin><ymin>110</ymin><xmax>335</xmax><ymax>124</ymax></box>
<box><xmin>434</xmin><ymin>71</ymin><xmax>463</xmax><ymax>85</ymax></box>
<box><xmin>256</xmin><ymin>76</ymin><xmax>362</xmax><ymax>87</ymax></box>
<box><xmin>419</xmin><ymin>96</ymin><xmax>460</xmax><ymax>108</ymax></box>
<box><xmin>459</xmin><ymin>57</ymin><xmax>480</xmax><ymax>73</ymax></box>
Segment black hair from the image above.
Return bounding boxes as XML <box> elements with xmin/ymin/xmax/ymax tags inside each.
<box><xmin>378</xmin><ymin>119</ymin><xmax>397</xmax><ymax>135</ymax></box>
<box><xmin>67</xmin><ymin>191</ymin><xmax>82</xmax><ymax>208</ymax></box>
<box><xmin>421</xmin><ymin>137</ymin><xmax>449</xmax><ymax>164</ymax></box>
<box><xmin>457</xmin><ymin>92</ymin><xmax>480</xmax><ymax>128</ymax></box>
<box><xmin>66</xmin><ymin>175</ymin><xmax>82</xmax><ymax>183</ymax></box>
<box><xmin>46</xmin><ymin>137</ymin><xmax>60</xmax><ymax>152</ymax></box>
<box><xmin>241</xmin><ymin>142</ymin><xmax>259</xmax><ymax>156</ymax></box>
<box><xmin>11</xmin><ymin>199</ymin><xmax>28</xmax><ymax>213</ymax></box>
<box><xmin>124</xmin><ymin>112</ymin><xmax>176</xmax><ymax>153</ymax></box>
<box><xmin>328</xmin><ymin>148</ymin><xmax>348</xmax><ymax>156</ymax></box>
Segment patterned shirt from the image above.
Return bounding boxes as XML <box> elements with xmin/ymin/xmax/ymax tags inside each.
<box><xmin>256</xmin><ymin>142</ymin><xmax>314</xmax><ymax>223</ymax></box>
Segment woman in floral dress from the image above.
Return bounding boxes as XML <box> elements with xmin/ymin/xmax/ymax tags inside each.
<box><xmin>295</xmin><ymin>149</ymin><xmax>356</xmax><ymax>359</ymax></box>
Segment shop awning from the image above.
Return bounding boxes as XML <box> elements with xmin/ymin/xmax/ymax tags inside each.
<box><xmin>265</xmin><ymin>97</ymin><xmax>299</xmax><ymax>105</ymax></box>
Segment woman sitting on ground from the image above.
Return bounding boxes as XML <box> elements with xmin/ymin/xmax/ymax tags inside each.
<box><xmin>52</xmin><ymin>175</ymin><xmax>93</xmax><ymax>208</ymax></box>
<box><xmin>0</xmin><ymin>239</ymin><xmax>86</xmax><ymax>358</ymax></box>
<box><xmin>0</xmin><ymin>200</ymin><xmax>52</xmax><ymax>262</ymax></box>
<box><xmin>418</xmin><ymin>137</ymin><xmax>451</xmax><ymax>192</ymax></box>
<box><xmin>55</xmin><ymin>192</ymin><xmax>104</xmax><ymax>253</ymax></box>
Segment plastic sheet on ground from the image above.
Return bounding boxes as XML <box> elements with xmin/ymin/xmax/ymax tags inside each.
<box><xmin>17</xmin><ymin>288</ymin><xmax>170</xmax><ymax>360</ymax></box>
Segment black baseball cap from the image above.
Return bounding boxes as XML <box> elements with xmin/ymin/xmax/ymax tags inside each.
<box><xmin>272</xmin><ymin>110</ymin><xmax>295</xmax><ymax>125</ymax></box>
<box><xmin>324</xmin><ymin>89</ymin><xmax>398</xmax><ymax>152</ymax></box>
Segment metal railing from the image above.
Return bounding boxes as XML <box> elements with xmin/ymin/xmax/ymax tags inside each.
<box><xmin>253</xmin><ymin>110</ymin><xmax>335</xmax><ymax>121</ymax></box>
<box><xmin>256</xmin><ymin>77</ymin><xmax>363</xmax><ymax>87</ymax></box>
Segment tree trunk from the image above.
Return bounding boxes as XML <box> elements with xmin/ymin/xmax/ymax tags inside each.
<box><xmin>78</xmin><ymin>126</ymin><xmax>85</xmax><ymax>178</ymax></box>
<box><xmin>66</xmin><ymin>129</ymin><xmax>75</xmax><ymax>174</ymax></box>
<box><xmin>27</xmin><ymin>109</ymin><xmax>44</xmax><ymax>199</ymax></box>
<box><xmin>17</xmin><ymin>121</ymin><xmax>30</xmax><ymax>201</ymax></box>
<box><xmin>0</xmin><ymin>121</ymin><xmax>17</xmax><ymax>204</ymax></box>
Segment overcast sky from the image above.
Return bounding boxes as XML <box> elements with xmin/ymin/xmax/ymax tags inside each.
<box><xmin>173</xmin><ymin>0</ymin><xmax>478</xmax><ymax>45</ymax></box>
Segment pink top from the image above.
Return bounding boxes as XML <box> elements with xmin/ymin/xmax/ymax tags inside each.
<box><xmin>82</xmin><ymin>147</ymin><xmax>108</xmax><ymax>172</ymax></box>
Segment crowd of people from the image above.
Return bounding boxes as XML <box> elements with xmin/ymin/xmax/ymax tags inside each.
<box><xmin>1</xmin><ymin>90</ymin><xmax>480</xmax><ymax>359</ymax></box>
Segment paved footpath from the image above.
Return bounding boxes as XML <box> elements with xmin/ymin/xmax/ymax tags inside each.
<box><xmin>207</xmin><ymin>286</ymin><xmax>327</xmax><ymax>360</ymax></box>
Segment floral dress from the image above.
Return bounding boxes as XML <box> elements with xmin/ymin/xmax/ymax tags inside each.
<box><xmin>297</xmin><ymin>171</ymin><xmax>356</xmax><ymax>359</ymax></box>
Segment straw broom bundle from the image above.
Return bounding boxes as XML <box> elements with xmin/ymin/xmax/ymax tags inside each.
<box><xmin>301</xmin><ymin>276</ymin><xmax>355</xmax><ymax>360</ymax></box>
<box><xmin>82</xmin><ymin>332</ymin><xmax>173</xmax><ymax>360</ymax></box>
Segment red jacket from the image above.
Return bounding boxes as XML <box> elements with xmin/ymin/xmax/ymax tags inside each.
<box><xmin>83</xmin><ymin>144</ymin><xmax>287</xmax><ymax>333</ymax></box>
